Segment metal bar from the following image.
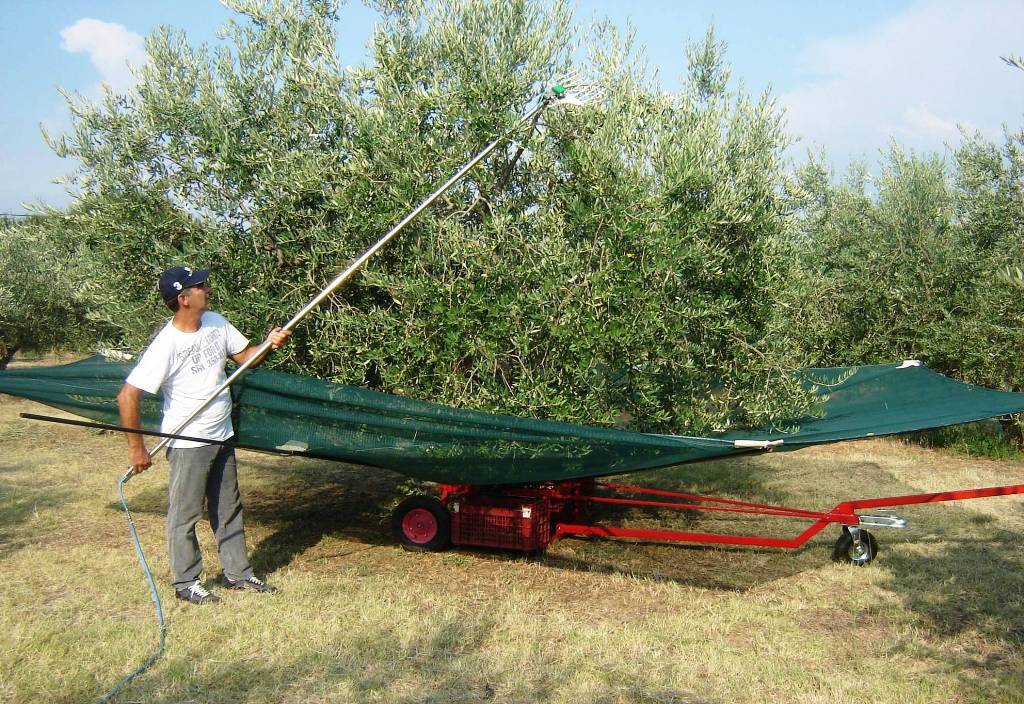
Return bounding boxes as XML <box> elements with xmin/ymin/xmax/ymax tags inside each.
<box><xmin>21</xmin><ymin>412</ymin><xmax>233</xmax><ymax>446</ymax></box>
<box><xmin>495</xmin><ymin>473</ymin><xmax>1024</xmax><ymax>553</ymax></box>
<box><xmin>838</xmin><ymin>483</ymin><xmax>1024</xmax><ymax>511</ymax></box>
<box><xmin>584</xmin><ymin>494</ymin><xmax>828</xmax><ymax>520</ymax></box>
<box><xmin>596</xmin><ymin>481</ymin><xmax>826</xmax><ymax>518</ymax></box>
<box><xmin>19</xmin><ymin>412</ymin><xmax>324</xmax><ymax>458</ymax></box>
<box><xmin>553</xmin><ymin>482</ymin><xmax>1024</xmax><ymax>550</ymax></box>
<box><xmin>552</xmin><ymin>518</ymin><xmax>834</xmax><ymax>550</ymax></box>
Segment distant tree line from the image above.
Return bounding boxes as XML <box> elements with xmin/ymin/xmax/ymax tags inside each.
<box><xmin>775</xmin><ymin>137</ymin><xmax>1024</xmax><ymax>442</ymax></box>
<box><xmin>0</xmin><ymin>213</ymin><xmax>106</xmax><ymax>368</ymax></box>
<box><xmin>4</xmin><ymin>0</ymin><xmax>1022</xmax><ymax>443</ymax></box>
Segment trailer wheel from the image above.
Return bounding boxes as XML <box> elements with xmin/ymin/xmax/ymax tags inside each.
<box><xmin>832</xmin><ymin>528</ymin><xmax>878</xmax><ymax>566</ymax></box>
<box><xmin>392</xmin><ymin>496</ymin><xmax>451</xmax><ymax>552</ymax></box>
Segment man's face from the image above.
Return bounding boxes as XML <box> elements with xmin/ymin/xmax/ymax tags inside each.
<box><xmin>181</xmin><ymin>280</ymin><xmax>211</xmax><ymax>311</ymax></box>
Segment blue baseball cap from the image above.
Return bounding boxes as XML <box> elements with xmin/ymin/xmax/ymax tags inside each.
<box><xmin>158</xmin><ymin>266</ymin><xmax>210</xmax><ymax>306</ymax></box>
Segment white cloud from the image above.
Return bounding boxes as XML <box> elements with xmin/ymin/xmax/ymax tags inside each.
<box><xmin>899</xmin><ymin>103</ymin><xmax>962</xmax><ymax>141</ymax></box>
<box><xmin>60</xmin><ymin>18</ymin><xmax>146</xmax><ymax>94</ymax></box>
<box><xmin>781</xmin><ymin>0</ymin><xmax>1024</xmax><ymax>166</ymax></box>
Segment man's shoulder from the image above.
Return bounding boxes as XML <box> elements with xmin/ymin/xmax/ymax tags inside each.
<box><xmin>144</xmin><ymin>319</ymin><xmax>176</xmax><ymax>348</ymax></box>
<box><xmin>201</xmin><ymin>311</ymin><xmax>233</xmax><ymax>327</ymax></box>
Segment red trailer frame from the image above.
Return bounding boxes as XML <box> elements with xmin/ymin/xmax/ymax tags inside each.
<box><xmin>390</xmin><ymin>478</ymin><xmax>1024</xmax><ymax>565</ymax></box>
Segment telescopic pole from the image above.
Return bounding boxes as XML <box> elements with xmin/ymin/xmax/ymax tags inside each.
<box><xmin>99</xmin><ymin>78</ymin><xmax>602</xmax><ymax>702</ymax></box>
<box><xmin>121</xmin><ymin>90</ymin><xmax>564</xmax><ymax>483</ymax></box>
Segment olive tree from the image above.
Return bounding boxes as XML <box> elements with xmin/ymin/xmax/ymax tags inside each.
<box><xmin>950</xmin><ymin>128</ymin><xmax>1024</xmax><ymax>443</ymax></box>
<box><xmin>775</xmin><ymin>148</ymin><xmax>971</xmax><ymax>366</ymax></box>
<box><xmin>45</xmin><ymin>0</ymin><xmax>810</xmax><ymax>433</ymax></box>
<box><xmin>777</xmin><ymin>140</ymin><xmax>1024</xmax><ymax>444</ymax></box>
<box><xmin>0</xmin><ymin>215</ymin><xmax>98</xmax><ymax>367</ymax></box>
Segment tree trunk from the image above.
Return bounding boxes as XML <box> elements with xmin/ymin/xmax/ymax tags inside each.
<box><xmin>998</xmin><ymin>414</ymin><xmax>1024</xmax><ymax>449</ymax></box>
<box><xmin>0</xmin><ymin>343</ymin><xmax>19</xmax><ymax>370</ymax></box>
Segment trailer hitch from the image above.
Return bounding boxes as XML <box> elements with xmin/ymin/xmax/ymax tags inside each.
<box><xmin>857</xmin><ymin>512</ymin><xmax>908</xmax><ymax>529</ymax></box>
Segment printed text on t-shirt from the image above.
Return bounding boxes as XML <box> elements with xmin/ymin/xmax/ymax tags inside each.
<box><xmin>175</xmin><ymin>328</ymin><xmax>224</xmax><ymax>375</ymax></box>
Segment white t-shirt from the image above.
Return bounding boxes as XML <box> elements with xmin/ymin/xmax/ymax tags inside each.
<box><xmin>126</xmin><ymin>311</ymin><xmax>250</xmax><ymax>448</ymax></box>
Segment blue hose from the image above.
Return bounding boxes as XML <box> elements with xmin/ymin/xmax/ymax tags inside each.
<box><xmin>96</xmin><ymin>471</ymin><xmax>166</xmax><ymax>703</ymax></box>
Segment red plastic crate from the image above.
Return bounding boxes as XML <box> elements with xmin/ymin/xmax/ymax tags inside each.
<box><xmin>449</xmin><ymin>496</ymin><xmax>550</xmax><ymax>551</ymax></box>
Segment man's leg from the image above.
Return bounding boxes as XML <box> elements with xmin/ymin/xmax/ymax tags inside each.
<box><xmin>206</xmin><ymin>444</ymin><xmax>255</xmax><ymax>582</ymax></box>
<box><xmin>166</xmin><ymin>444</ymin><xmax>217</xmax><ymax>590</ymax></box>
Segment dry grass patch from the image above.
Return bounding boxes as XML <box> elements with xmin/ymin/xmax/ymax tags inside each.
<box><xmin>2</xmin><ymin>384</ymin><xmax>1024</xmax><ymax>703</ymax></box>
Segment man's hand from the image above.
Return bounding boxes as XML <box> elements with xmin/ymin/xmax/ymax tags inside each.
<box><xmin>129</xmin><ymin>446</ymin><xmax>153</xmax><ymax>474</ymax></box>
<box><xmin>266</xmin><ymin>326</ymin><xmax>292</xmax><ymax>350</ymax></box>
<box><xmin>231</xmin><ymin>326</ymin><xmax>293</xmax><ymax>367</ymax></box>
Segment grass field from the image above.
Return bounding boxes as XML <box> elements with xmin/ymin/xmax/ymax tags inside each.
<box><xmin>2</xmin><ymin>365</ymin><xmax>1024</xmax><ymax>703</ymax></box>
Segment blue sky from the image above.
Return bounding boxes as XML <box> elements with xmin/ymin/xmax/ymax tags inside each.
<box><xmin>3</xmin><ymin>0</ymin><xmax>1023</xmax><ymax>214</ymax></box>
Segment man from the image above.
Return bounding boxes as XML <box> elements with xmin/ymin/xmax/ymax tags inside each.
<box><xmin>117</xmin><ymin>266</ymin><xmax>291</xmax><ymax>605</ymax></box>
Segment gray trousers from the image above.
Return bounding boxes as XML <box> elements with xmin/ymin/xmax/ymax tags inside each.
<box><xmin>166</xmin><ymin>442</ymin><xmax>254</xmax><ymax>590</ymax></box>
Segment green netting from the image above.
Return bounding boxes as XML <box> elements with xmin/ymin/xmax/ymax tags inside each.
<box><xmin>2</xmin><ymin>356</ymin><xmax>1023</xmax><ymax>485</ymax></box>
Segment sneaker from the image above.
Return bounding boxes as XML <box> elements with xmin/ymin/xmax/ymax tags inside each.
<box><xmin>175</xmin><ymin>580</ymin><xmax>221</xmax><ymax>605</ymax></box>
<box><xmin>222</xmin><ymin>575</ymin><xmax>277</xmax><ymax>593</ymax></box>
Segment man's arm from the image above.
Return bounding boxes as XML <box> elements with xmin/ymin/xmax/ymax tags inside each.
<box><xmin>230</xmin><ymin>326</ymin><xmax>292</xmax><ymax>367</ymax></box>
<box><xmin>117</xmin><ymin>382</ymin><xmax>152</xmax><ymax>474</ymax></box>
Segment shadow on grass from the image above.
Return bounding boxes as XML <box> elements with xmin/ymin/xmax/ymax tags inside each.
<box><xmin>875</xmin><ymin>498</ymin><xmax>1024</xmax><ymax>701</ymax></box>
<box><xmin>242</xmin><ymin>457</ymin><xmax>406</xmax><ymax>575</ymax></box>
<box><xmin>102</xmin><ymin>453</ymin><xmax>409</xmax><ymax>574</ymax></box>
<box><xmin>102</xmin><ymin>447</ymin><xmax>1024</xmax><ymax>602</ymax></box>
<box><xmin>246</xmin><ymin>449</ymin><xmax>1024</xmax><ymax>632</ymax></box>
<box><xmin>0</xmin><ymin>463</ymin><xmax>74</xmax><ymax>558</ymax></box>
<box><xmin>528</xmin><ymin>454</ymin><xmax>884</xmax><ymax>591</ymax></box>
<box><xmin>120</xmin><ymin>606</ymin><xmax>714</xmax><ymax>704</ymax></box>
<box><xmin>118</xmin><ymin>451</ymin><xmax>882</xmax><ymax>590</ymax></box>
<box><xmin>80</xmin><ymin>448</ymin><xmax>1024</xmax><ymax>704</ymax></box>
<box><xmin>885</xmin><ymin>528</ymin><xmax>1024</xmax><ymax>640</ymax></box>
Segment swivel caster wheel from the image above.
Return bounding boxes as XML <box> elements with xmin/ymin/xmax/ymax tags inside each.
<box><xmin>832</xmin><ymin>526</ymin><xmax>878</xmax><ymax>566</ymax></box>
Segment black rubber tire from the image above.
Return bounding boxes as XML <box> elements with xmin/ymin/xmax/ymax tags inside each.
<box><xmin>391</xmin><ymin>495</ymin><xmax>451</xmax><ymax>552</ymax></box>
<box><xmin>832</xmin><ymin>528</ymin><xmax>879</xmax><ymax>566</ymax></box>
